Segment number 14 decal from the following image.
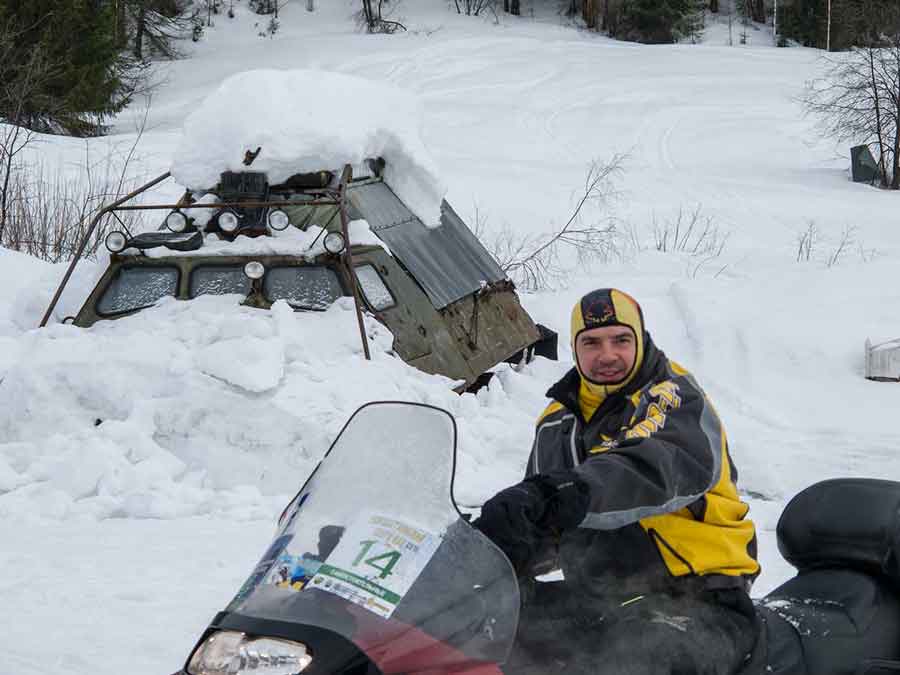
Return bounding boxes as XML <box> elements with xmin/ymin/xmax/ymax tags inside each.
<box><xmin>352</xmin><ymin>540</ymin><xmax>402</xmax><ymax>579</ymax></box>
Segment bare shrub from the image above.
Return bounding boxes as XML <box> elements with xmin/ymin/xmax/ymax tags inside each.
<box><xmin>794</xmin><ymin>223</ymin><xmax>874</xmax><ymax>267</ymax></box>
<box><xmin>826</xmin><ymin>225</ymin><xmax>857</xmax><ymax>268</ymax></box>
<box><xmin>796</xmin><ymin>220</ymin><xmax>817</xmax><ymax>262</ymax></box>
<box><xmin>454</xmin><ymin>0</ymin><xmax>496</xmax><ymax>16</ymax></box>
<box><xmin>358</xmin><ymin>0</ymin><xmax>407</xmax><ymax>33</ymax></box>
<box><xmin>801</xmin><ymin>8</ymin><xmax>900</xmax><ymax>191</ymax></box>
<box><xmin>651</xmin><ymin>204</ymin><xmax>729</xmax><ymax>257</ymax></box>
<box><xmin>475</xmin><ymin>155</ymin><xmax>625</xmax><ymax>291</ymax></box>
<box><xmin>2</xmin><ymin>107</ymin><xmax>150</xmax><ymax>263</ymax></box>
<box><xmin>1</xmin><ymin>158</ymin><xmax>149</xmax><ymax>263</ymax></box>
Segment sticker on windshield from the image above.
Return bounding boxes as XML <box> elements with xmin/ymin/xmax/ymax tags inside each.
<box><xmin>309</xmin><ymin>513</ymin><xmax>441</xmax><ymax>619</ymax></box>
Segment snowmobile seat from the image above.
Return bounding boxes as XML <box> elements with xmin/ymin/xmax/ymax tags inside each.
<box><xmin>737</xmin><ymin>478</ymin><xmax>900</xmax><ymax>674</ymax></box>
<box><xmin>748</xmin><ymin>568</ymin><xmax>900</xmax><ymax>674</ymax></box>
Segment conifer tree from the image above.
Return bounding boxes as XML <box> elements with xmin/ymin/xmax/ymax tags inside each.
<box><xmin>0</xmin><ymin>0</ymin><xmax>129</xmax><ymax>135</ymax></box>
<box><xmin>123</xmin><ymin>0</ymin><xmax>193</xmax><ymax>61</ymax></box>
<box><xmin>615</xmin><ymin>0</ymin><xmax>704</xmax><ymax>43</ymax></box>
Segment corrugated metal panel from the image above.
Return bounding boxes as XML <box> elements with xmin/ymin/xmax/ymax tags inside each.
<box><xmin>347</xmin><ymin>181</ymin><xmax>506</xmax><ymax>309</ymax></box>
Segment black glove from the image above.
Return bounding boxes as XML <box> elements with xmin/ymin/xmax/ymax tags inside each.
<box><xmin>527</xmin><ymin>471</ymin><xmax>592</xmax><ymax>531</ymax></box>
<box><xmin>474</xmin><ymin>471</ymin><xmax>591</xmax><ymax>572</ymax></box>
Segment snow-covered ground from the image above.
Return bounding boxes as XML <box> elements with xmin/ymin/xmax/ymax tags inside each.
<box><xmin>3</xmin><ymin>2</ymin><xmax>900</xmax><ymax>673</ymax></box>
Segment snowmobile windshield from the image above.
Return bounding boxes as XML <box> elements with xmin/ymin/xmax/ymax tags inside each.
<box><xmin>225</xmin><ymin>401</ymin><xmax>520</xmax><ymax>672</ymax></box>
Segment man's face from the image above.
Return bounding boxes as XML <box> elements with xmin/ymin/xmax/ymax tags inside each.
<box><xmin>575</xmin><ymin>325</ymin><xmax>637</xmax><ymax>384</ymax></box>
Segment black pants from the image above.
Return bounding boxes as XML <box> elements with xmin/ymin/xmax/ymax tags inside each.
<box><xmin>504</xmin><ymin>580</ymin><xmax>758</xmax><ymax>675</ymax></box>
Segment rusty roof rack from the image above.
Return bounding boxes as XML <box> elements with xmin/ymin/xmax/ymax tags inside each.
<box><xmin>39</xmin><ymin>164</ymin><xmax>372</xmax><ymax>360</ymax></box>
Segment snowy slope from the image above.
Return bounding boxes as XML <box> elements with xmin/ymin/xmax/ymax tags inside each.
<box><xmin>3</xmin><ymin>2</ymin><xmax>900</xmax><ymax>673</ymax></box>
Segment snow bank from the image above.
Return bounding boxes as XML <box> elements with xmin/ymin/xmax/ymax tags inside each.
<box><xmin>0</xmin><ymin>287</ymin><xmax>551</xmax><ymax>522</ymax></box>
<box><xmin>0</xmin><ymin>247</ymin><xmax>108</xmax><ymax>335</ymax></box>
<box><xmin>171</xmin><ymin>69</ymin><xmax>446</xmax><ymax>226</ymax></box>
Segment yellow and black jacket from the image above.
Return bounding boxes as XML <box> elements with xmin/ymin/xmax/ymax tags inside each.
<box><xmin>527</xmin><ymin>290</ymin><xmax>759</xmax><ymax>597</ymax></box>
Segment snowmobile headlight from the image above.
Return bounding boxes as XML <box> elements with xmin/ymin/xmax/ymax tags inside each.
<box><xmin>323</xmin><ymin>231</ymin><xmax>346</xmax><ymax>255</ymax></box>
<box><xmin>243</xmin><ymin>261</ymin><xmax>265</xmax><ymax>280</ymax></box>
<box><xmin>105</xmin><ymin>231</ymin><xmax>128</xmax><ymax>253</ymax></box>
<box><xmin>166</xmin><ymin>210</ymin><xmax>189</xmax><ymax>233</ymax></box>
<box><xmin>187</xmin><ymin>630</ymin><xmax>313</xmax><ymax>675</ymax></box>
<box><xmin>218</xmin><ymin>210</ymin><xmax>240</xmax><ymax>233</ymax></box>
<box><xmin>267</xmin><ymin>208</ymin><xmax>290</xmax><ymax>231</ymax></box>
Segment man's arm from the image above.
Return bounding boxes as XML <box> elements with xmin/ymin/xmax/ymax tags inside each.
<box><xmin>576</xmin><ymin>375</ymin><xmax>724</xmax><ymax>530</ymax></box>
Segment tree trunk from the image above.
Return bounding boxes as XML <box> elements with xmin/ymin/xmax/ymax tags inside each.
<box><xmin>867</xmin><ymin>48</ymin><xmax>890</xmax><ymax>187</ymax></box>
<box><xmin>510</xmin><ymin>0</ymin><xmax>520</xmax><ymax>15</ymax></box>
<box><xmin>751</xmin><ymin>0</ymin><xmax>765</xmax><ymax>23</ymax></box>
<box><xmin>583</xmin><ymin>0</ymin><xmax>596</xmax><ymax>29</ymax></box>
<box><xmin>116</xmin><ymin>0</ymin><xmax>128</xmax><ymax>48</ymax></box>
<box><xmin>362</xmin><ymin>0</ymin><xmax>376</xmax><ymax>30</ymax></box>
<box><xmin>133</xmin><ymin>3</ymin><xmax>146</xmax><ymax>60</ymax></box>
<box><xmin>893</xmin><ymin>55</ymin><xmax>900</xmax><ymax>189</ymax></box>
<box><xmin>710</xmin><ymin>0</ymin><xmax>719</xmax><ymax>13</ymax></box>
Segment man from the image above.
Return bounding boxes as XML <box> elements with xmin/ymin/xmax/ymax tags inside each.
<box><xmin>476</xmin><ymin>288</ymin><xmax>760</xmax><ymax>675</ymax></box>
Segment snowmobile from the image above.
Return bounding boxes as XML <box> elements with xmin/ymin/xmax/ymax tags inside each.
<box><xmin>172</xmin><ymin>401</ymin><xmax>900</xmax><ymax>675</ymax></box>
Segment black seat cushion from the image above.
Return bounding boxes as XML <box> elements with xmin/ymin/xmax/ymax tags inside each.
<box><xmin>754</xmin><ymin>569</ymin><xmax>900</xmax><ymax>675</ymax></box>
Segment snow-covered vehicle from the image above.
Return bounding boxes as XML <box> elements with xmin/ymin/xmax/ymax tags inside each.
<box><xmin>174</xmin><ymin>401</ymin><xmax>900</xmax><ymax>675</ymax></box>
<box><xmin>40</xmin><ymin>164</ymin><xmax>556</xmax><ymax>390</ymax></box>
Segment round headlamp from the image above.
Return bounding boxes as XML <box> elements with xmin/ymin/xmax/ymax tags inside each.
<box><xmin>165</xmin><ymin>210</ymin><xmax>189</xmax><ymax>233</ymax></box>
<box><xmin>218</xmin><ymin>210</ymin><xmax>239</xmax><ymax>233</ymax></box>
<box><xmin>267</xmin><ymin>208</ymin><xmax>290</xmax><ymax>231</ymax></box>
<box><xmin>323</xmin><ymin>231</ymin><xmax>346</xmax><ymax>255</ymax></box>
<box><xmin>243</xmin><ymin>261</ymin><xmax>265</xmax><ymax>280</ymax></box>
<box><xmin>105</xmin><ymin>231</ymin><xmax>128</xmax><ymax>253</ymax></box>
<box><xmin>187</xmin><ymin>630</ymin><xmax>313</xmax><ymax>675</ymax></box>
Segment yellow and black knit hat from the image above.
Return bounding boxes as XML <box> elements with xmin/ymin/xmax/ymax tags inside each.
<box><xmin>571</xmin><ymin>288</ymin><xmax>646</xmax><ymax>393</ymax></box>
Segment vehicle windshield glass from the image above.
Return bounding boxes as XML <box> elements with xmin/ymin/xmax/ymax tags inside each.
<box><xmin>226</xmin><ymin>402</ymin><xmax>519</xmax><ymax>671</ymax></box>
<box><xmin>97</xmin><ymin>266</ymin><xmax>178</xmax><ymax>316</ymax></box>
<box><xmin>355</xmin><ymin>265</ymin><xmax>394</xmax><ymax>311</ymax></box>
<box><xmin>189</xmin><ymin>265</ymin><xmax>251</xmax><ymax>298</ymax></box>
<box><xmin>264</xmin><ymin>266</ymin><xmax>344</xmax><ymax>310</ymax></box>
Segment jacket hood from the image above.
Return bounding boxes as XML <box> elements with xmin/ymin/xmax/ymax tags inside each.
<box><xmin>550</xmin><ymin>288</ymin><xmax>666</xmax><ymax>420</ymax></box>
<box><xmin>571</xmin><ymin>288</ymin><xmax>646</xmax><ymax>399</ymax></box>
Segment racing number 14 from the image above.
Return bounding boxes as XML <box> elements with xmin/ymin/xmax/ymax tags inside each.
<box><xmin>352</xmin><ymin>540</ymin><xmax>402</xmax><ymax>580</ymax></box>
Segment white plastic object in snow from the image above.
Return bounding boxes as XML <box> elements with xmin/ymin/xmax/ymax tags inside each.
<box><xmin>865</xmin><ymin>338</ymin><xmax>900</xmax><ymax>381</ymax></box>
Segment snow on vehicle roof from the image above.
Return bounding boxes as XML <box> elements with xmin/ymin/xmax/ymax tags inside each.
<box><xmin>171</xmin><ymin>69</ymin><xmax>446</xmax><ymax>227</ymax></box>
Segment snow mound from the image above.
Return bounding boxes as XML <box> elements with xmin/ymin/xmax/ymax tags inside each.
<box><xmin>0</xmin><ymin>287</ymin><xmax>555</xmax><ymax>522</ymax></box>
<box><xmin>171</xmin><ymin>69</ymin><xmax>446</xmax><ymax>226</ymax></box>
